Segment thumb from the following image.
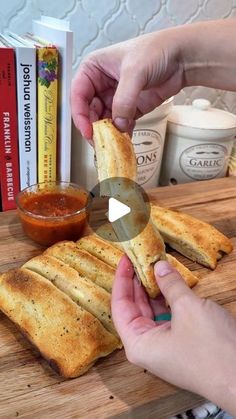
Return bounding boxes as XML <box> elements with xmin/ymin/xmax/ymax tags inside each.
<box><xmin>112</xmin><ymin>67</ymin><xmax>145</xmax><ymax>131</ymax></box>
<box><xmin>154</xmin><ymin>261</ymin><xmax>193</xmax><ymax>307</ymax></box>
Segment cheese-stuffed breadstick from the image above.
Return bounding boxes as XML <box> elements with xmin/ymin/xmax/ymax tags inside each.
<box><xmin>93</xmin><ymin>118</ymin><xmax>166</xmax><ymax>298</ymax></box>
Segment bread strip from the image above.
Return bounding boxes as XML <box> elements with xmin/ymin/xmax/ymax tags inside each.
<box><xmin>93</xmin><ymin>119</ymin><xmax>166</xmax><ymax>298</ymax></box>
<box><xmin>95</xmin><ymin>224</ymin><xmax>124</xmax><ymax>251</ymax></box>
<box><xmin>117</xmin><ymin>221</ymin><xmax>165</xmax><ymax>298</ymax></box>
<box><xmin>0</xmin><ymin>268</ymin><xmax>120</xmax><ymax>378</ymax></box>
<box><xmin>93</xmin><ymin>118</ymin><xmax>137</xmax><ymax>181</ymax></box>
<box><xmin>166</xmin><ymin>254</ymin><xmax>199</xmax><ymax>288</ymax></box>
<box><xmin>82</xmin><ymin>230</ymin><xmax>198</xmax><ymax>291</ymax></box>
<box><xmin>23</xmin><ymin>254</ymin><xmax>120</xmax><ymax>338</ymax></box>
<box><xmin>45</xmin><ymin>241</ymin><xmax>115</xmax><ymax>292</ymax></box>
<box><xmin>76</xmin><ymin>235</ymin><xmax>123</xmax><ymax>269</ymax></box>
<box><xmin>151</xmin><ymin>204</ymin><xmax>233</xmax><ymax>269</ymax></box>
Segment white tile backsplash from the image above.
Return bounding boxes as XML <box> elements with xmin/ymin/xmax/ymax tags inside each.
<box><xmin>2</xmin><ymin>0</ymin><xmax>236</xmax><ymax>111</ymax></box>
<box><xmin>166</xmin><ymin>0</ymin><xmax>199</xmax><ymax>24</ymax></box>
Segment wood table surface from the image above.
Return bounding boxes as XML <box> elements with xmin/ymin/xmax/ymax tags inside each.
<box><xmin>0</xmin><ymin>177</ymin><xmax>235</xmax><ymax>419</ymax></box>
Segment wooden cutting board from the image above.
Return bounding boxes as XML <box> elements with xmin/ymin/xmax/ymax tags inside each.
<box><xmin>0</xmin><ymin>177</ymin><xmax>235</xmax><ymax>419</ymax></box>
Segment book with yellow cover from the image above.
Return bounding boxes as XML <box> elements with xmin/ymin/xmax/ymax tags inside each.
<box><xmin>33</xmin><ymin>16</ymin><xmax>73</xmax><ymax>182</ymax></box>
<box><xmin>228</xmin><ymin>140</ymin><xmax>236</xmax><ymax>176</ymax></box>
<box><xmin>37</xmin><ymin>46</ymin><xmax>58</xmax><ymax>182</ymax></box>
<box><xmin>23</xmin><ymin>34</ymin><xmax>58</xmax><ymax>183</ymax></box>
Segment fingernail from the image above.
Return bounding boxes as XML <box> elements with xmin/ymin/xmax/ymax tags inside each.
<box><xmin>114</xmin><ymin>117</ymin><xmax>129</xmax><ymax>131</ymax></box>
<box><xmin>155</xmin><ymin>261</ymin><xmax>173</xmax><ymax>277</ymax></box>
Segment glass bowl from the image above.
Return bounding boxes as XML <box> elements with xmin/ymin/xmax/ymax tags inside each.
<box><xmin>16</xmin><ymin>182</ymin><xmax>91</xmax><ymax>246</ymax></box>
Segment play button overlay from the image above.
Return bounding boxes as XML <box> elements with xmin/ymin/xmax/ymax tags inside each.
<box><xmin>106</xmin><ymin>197</ymin><xmax>131</xmax><ymax>222</ymax></box>
<box><xmin>87</xmin><ymin>177</ymin><xmax>151</xmax><ymax>243</ymax></box>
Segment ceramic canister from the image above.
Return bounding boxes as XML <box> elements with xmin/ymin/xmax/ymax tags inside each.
<box><xmin>160</xmin><ymin>99</ymin><xmax>236</xmax><ymax>185</ymax></box>
<box><xmin>131</xmin><ymin>97</ymin><xmax>173</xmax><ymax>188</ymax></box>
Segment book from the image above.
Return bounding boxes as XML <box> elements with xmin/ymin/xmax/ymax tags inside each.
<box><xmin>228</xmin><ymin>139</ymin><xmax>236</xmax><ymax>176</ymax></box>
<box><xmin>0</xmin><ymin>36</ymin><xmax>20</xmax><ymax>211</ymax></box>
<box><xmin>3</xmin><ymin>32</ymin><xmax>37</xmax><ymax>190</ymax></box>
<box><xmin>23</xmin><ymin>33</ymin><xmax>58</xmax><ymax>183</ymax></box>
<box><xmin>33</xmin><ymin>16</ymin><xmax>73</xmax><ymax>182</ymax></box>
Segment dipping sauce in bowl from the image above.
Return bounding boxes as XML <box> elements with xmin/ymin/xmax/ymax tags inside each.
<box><xmin>16</xmin><ymin>182</ymin><xmax>90</xmax><ymax>246</ymax></box>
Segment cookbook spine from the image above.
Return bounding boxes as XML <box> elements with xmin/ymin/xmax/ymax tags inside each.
<box><xmin>0</xmin><ymin>47</ymin><xmax>20</xmax><ymax>210</ymax></box>
<box><xmin>15</xmin><ymin>47</ymin><xmax>37</xmax><ymax>189</ymax></box>
<box><xmin>228</xmin><ymin>140</ymin><xmax>236</xmax><ymax>176</ymax></box>
<box><xmin>37</xmin><ymin>46</ymin><xmax>58</xmax><ymax>183</ymax></box>
<box><xmin>32</xmin><ymin>18</ymin><xmax>73</xmax><ymax>182</ymax></box>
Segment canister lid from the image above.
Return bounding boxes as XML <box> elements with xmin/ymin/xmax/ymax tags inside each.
<box><xmin>168</xmin><ymin>99</ymin><xmax>236</xmax><ymax>130</ymax></box>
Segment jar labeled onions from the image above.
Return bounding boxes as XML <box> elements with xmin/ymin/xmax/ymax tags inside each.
<box><xmin>132</xmin><ymin>97</ymin><xmax>173</xmax><ymax>188</ymax></box>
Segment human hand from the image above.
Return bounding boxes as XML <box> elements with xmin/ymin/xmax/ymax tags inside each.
<box><xmin>111</xmin><ymin>256</ymin><xmax>236</xmax><ymax>416</ymax></box>
<box><xmin>71</xmin><ymin>28</ymin><xmax>185</xmax><ymax>139</ymax></box>
<box><xmin>71</xmin><ymin>19</ymin><xmax>236</xmax><ymax>140</ymax></box>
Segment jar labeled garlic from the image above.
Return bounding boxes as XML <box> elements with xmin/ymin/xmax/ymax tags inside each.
<box><xmin>160</xmin><ymin>99</ymin><xmax>236</xmax><ymax>185</ymax></box>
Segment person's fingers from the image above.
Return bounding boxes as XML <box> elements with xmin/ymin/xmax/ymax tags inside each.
<box><xmin>71</xmin><ymin>95</ymin><xmax>92</xmax><ymax>139</ymax></box>
<box><xmin>112</xmin><ymin>256</ymin><xmax>155</xmax><ymax>342</ymax></box>
<box><xmin>90</xmin><ymin>97</ymin><xmax>104</xmax><ymax>118</ymax></box>
<box><xmin>112</xmin><ymin>255</ymin><xmax>134</xmax><ymax>302</ymax></box>
<box><xmin>136</xmin><ymin>88</ymin><xmax>164</xmax><ymax>115</ymax></box>
<box><xmin>112</xmin><ymin>67</ymin><xmax>145</xmax><ymax>131</ymax></box>
<box><xmin>150</xmin><ymin>295</ymin><xmax>170</xmax><ymax>318</ymax></box>
<box><xmin>88</xmin><ymin>97</ymin><xmax>103</xmax><ymax>125</ymax></box>
<box><xmin>154</xmin><ymin>261</ymin><xmax>193</xmax><ymax>308</ymax></box>
<box><xmin>111</xmin><ymin>255</ymin><xmax>136</xmax><ymax>335</ymax></box>
<box><xmin>133</xmin><ymin>277</ymin><xmax>153</xmax><ymax>319</ymax></box>
<box><xmin>102</xmin><ymin>109</ymin><xmax>113</xmax><ymax>119</ymax></box>
<box><xmin>71</xmin><ymin>71</ymin><xmax>95</xmax><ymax>138</ymax></box>
<box><xmin>100</xmin><ymin>86</ymin><xmax>117</xmax><ymax>112</ymax></box>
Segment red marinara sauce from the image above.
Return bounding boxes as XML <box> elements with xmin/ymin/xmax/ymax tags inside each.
<box><xmin>16</xmin><ymin>183</ymin><xmax>90</xmax><ymax>246</ymax></box>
